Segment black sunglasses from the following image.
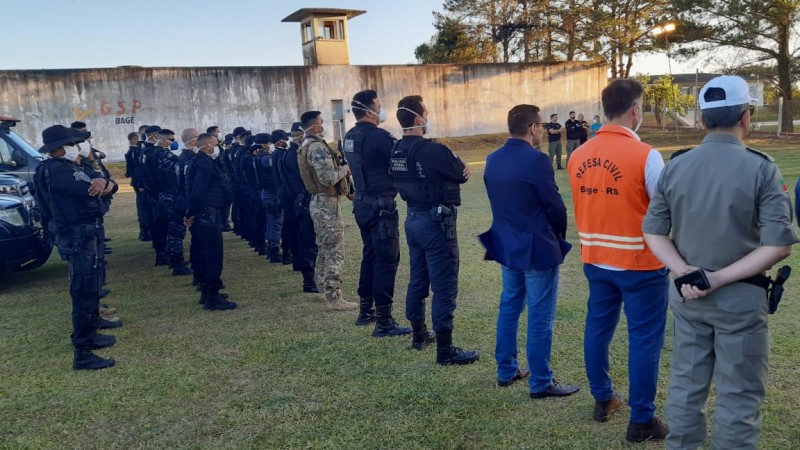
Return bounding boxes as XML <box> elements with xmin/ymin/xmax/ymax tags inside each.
<box><xmin>739</xmin><ymin>105</ymin><xmax>755</xmax><ymax>120</ymax></box>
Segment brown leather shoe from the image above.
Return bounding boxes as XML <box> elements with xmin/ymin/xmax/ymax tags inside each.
<box><xmin>498</xmin><ymin>368</ymin><xmax>530</xmax><ymax>387</ymax></box>
<box><xmin>593</xmin><ymin>392</ymin><xmax>624</xmax><ymax>422</ymax></box>
<box><xmin>625</xmin><ymin>417</ymin><xmax>669</xmax><ymax>443</ymax></box>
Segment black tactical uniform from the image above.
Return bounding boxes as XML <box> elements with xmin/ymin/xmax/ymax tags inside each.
<box><xmin>131</xmin><ymin>138</ymin><xmax>152</xmax><ymax>241</ymax></box>
<box><xmin>271</xmin><ymin>130</ymin><xmax>294</xmax><ymax>265</ymax></box>
<box><xmin>344</xmin><ymin>121</ymin><xmax>411</xmax><ymax>337</ymax></box>
<box><xmin>280</xmin><ymin>136</ymin><xmax>319</xmax><ymax>292</ymax></box>
<box><xmin>242</xmin><ymin>139</ymin><xmax>267</xmax><ymax>255</ymax></box>
<box><xmin>186</xmin><ymin>150</ymin><xmax>236</xmax><ymax>310</ymax></box>
<box><xmin>33</xmin><ymin>125</ymin><xmax>116</xmax><ymax>370</ymax></box>
<box><xmin>138</xmin><ymin>127</ymin><xmax>168</xmax><ymax>265</ymax></box>
<box><xmin>390</xmin><ymin>135</ymin><xmax>478</xmax><ymax>365</ymax></box>
<box><xmin>256</xmin><ymin>134</ymin><xmax>284</xmax><ymax>262</ymax></box>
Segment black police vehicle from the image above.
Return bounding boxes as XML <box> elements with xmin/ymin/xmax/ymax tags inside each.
<box><xmin>0</xmin><ymin>116</ymin><xmax>42</xmax><ymax>189</ymax></box>
<box><xmin>0</xmin><ymin>117</ymin><xmax>53</xmax><ymax>275</ymax></box>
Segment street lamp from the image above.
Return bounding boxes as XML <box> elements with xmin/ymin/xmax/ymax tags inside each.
<box><xmin>651</xmin><ymin>22</ymin><xmax>680</xmax><ymax>142</ymax></box>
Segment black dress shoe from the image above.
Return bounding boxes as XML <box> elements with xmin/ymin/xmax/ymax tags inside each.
<box><xmin>104</xmin><ymin>248</ymin><xmax>113</xmax><ymax>255</ymax></box>
<box><xmin>498</xmin><ymin>368</ymin><xmax>530</xmax><ymax>387</ymax></box>
<box><xmin>529</xmin><ymin>380</ymin><xmax>580</xmax><ymax>399</ymax></box>
<box><xmin>104</xmin><ymin>237</ymin><xmax>112</xmax><ymax>242</ymax></box>
<box><xmin>99</xmin><ymin>289</ymin><xmax>110</xmax><ymax>299</ymax></box>
<box><xmin>626</xmin><ymin>417</ymin><xmax>669</xmax><ymax>443</ymax></box>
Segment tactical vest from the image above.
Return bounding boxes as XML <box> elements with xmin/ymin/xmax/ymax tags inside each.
<box><xmin>137</xmin><ymin>144</ymin><xmax>157</xmax><ymax>191</ymax></box>
<box><xmin>297</xmin><ymin>135</ymin><xmax>347</xmax><ymax>195</ymax></box>
<box><xmin>34</xmin><ymin>158</ymin><xmax>104</xmax><ymax>226</ymax></box>
<box><xmin>344</xmin><ymin>123</ymin><xmax>396</xmax><ymax>197</ymax></box>
<box><xmin>155</xmin><ymin>148</ymin><xmax>179</xmax><ymax>193</ymax></box>
<box><xmin>390</xmin><ymin>138</ymin><xmax>461</xmax><ymax>209</ymax></box>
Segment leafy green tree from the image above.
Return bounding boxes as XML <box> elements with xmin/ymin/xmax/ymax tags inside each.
<box><xmin>671</xmin><ymin>0</ymin><xmax>800</xmax><ymax>132</ymax></box>
<box><xmin>415</xmin><ymin>14</ymin><xmax>497</xmax><ymax>63</ymax></box>
<box><xmin>637</xmin><ymin>74</ymin><xmax>696</xmax><ymax>126</ymax></box>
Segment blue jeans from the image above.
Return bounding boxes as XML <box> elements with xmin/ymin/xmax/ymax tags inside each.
<box><xmin>583</xmin><ymin>264</ymin><xmax>669</xmax><ymax>424</ymax></box>
<box><xmin>495</xmin><ymin>265</ymin><xmax>559</xmax><ymax>393</ymax></box>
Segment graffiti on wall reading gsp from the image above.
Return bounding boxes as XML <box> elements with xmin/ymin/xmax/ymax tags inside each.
<box><xmin>72</xmin><ymin>99</ymin><xmax>142</xmax><ymax>124</ymax></box>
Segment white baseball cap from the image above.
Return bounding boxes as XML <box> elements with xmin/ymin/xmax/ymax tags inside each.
<box><xmin>698</xmin><ymin>75</ymin><xmax>757</xmax><ymax>110</ymax></box>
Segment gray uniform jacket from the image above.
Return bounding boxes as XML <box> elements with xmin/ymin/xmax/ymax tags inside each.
<box><xmin>643</xmin><ymin>133</ymin><xmax>798</xmax><ymax>302</ymax></box>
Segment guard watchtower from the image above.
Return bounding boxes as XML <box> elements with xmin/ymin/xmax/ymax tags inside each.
<box><xmin>281</xmin><ymin>8</ymin><xmax>366</xmax><ymax>66</ymax></box>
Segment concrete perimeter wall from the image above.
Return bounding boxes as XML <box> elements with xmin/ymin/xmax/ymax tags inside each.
<box><xmin>0</xmin><ymin>62</ymin><xmax>606</xmax><ymax>161</ymax></box>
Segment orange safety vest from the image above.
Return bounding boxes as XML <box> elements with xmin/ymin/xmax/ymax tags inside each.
<box><xmin>567</xmin><ymin>124</ymin><xmax>664</xmax><ymax>270</ymax></box>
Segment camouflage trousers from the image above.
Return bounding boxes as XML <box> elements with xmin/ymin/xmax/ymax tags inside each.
<box><xmin>310</xmin><ymin>194</ymin><xmax>345</xmax><ymax>303</ymax></box>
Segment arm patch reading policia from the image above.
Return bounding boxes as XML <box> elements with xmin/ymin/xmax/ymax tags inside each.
<box><xmin>670</xmin><ymin>148</ymin><xmax>693</xmax><ymax>160</ymax></box>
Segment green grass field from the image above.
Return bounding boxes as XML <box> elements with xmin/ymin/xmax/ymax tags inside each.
<box><xmin>1</xmin><ymin>129</ymin><xmax>799</xmax><ymax>449</ymax></box>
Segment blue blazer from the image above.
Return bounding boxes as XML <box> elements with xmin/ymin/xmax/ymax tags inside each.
<box><xmin>479</xmin><ymin>138</ymin><xmax>571</xmax><ymax>271</ymax></box>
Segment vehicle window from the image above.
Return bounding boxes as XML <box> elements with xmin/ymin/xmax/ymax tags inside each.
<box><xmin>0</xmin><ymin>137</ymin><xmax>26</xmax><ymax>169</ymax></box>
<box><xmin>0</xmin><ymin>138</ymin><xmax>12</xmax><ymax>166</ymax></box>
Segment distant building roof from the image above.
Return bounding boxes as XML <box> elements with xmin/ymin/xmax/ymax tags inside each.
<box><xmin>281</xmin><ymin>8</ymin><xmax>366</xmax><ymax>22</ymax></box>
<box><xmin>642</xmin><ymin>73</ymin><xmax>759</xmax><ymax>84</ymax></box>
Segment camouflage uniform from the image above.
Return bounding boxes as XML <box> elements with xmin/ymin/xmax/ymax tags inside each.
<box><xmin>299</xmin><ymin>136</ymin><xmax>354</xmax><ymax>308</ymax></box>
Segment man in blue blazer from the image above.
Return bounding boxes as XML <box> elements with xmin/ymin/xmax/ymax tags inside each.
<box><xmin>479</xmin><ymin>104</ymin><xmax>579</xmax><ymax>399</ymax></box>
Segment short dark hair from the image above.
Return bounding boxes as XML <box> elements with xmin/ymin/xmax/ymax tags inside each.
<box><xmin>397</xmin><ymin>95</ymin><xmax>424</xmax><ymax>128</ymax></box>
<box><xmin>127</xmin><ymin>131</ymin><xmax>139</xmax><ymax>141</ymax></box>
<box><xmin>550</xmin><ymin>113</ymin><xmax>558</xmax><ymax>119</ymax></box>
<box><xmin>507</xmin><ymin>104</ymin><xmax>541</xmax><ymax>136</ymax></box>
<box><xmin>702</xmin><ymin>105</ymin><xmax>748</xmax><ymax>130</ymax></box>
<box><xmin>569</xmin><ymin>111</ymin><xmax>575</xmax><ymax>115</ymax></box>
<box><xmin>197</xmin><ymin>133</ymin><xmax>215</xmax><ymax>147</ymax></box>
<box><xmin>300</xmin><ymin>111</ymin><xmax>322</xmax><ymax>130</ymax></box>
<box><xmin>159</xmin><ymin>129</ymin><xmax>175</xmax><ymax>136</ymax></box>
<box><xmin>206</xmin><ymin>126</ymin><xmax>219</xmax><ymax>133</ymax></box>
<box><xmin>602</xmin><ymin>79</ymin><xmax>644</xmax><ymax>120</ymax></box>
<box><xmin>352</xmin><ymin>90</ymin><xmax>378</xmax><ymax>120</ymax></box>
<box><xmin>70</xmin><ymin>121</ymin><xmax>87</xmax><ymax>130</ymax></box>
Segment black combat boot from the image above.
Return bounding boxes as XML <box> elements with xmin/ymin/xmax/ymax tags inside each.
<box><xmin>171</xmin><ymin>258</ymin><xmax>193</xmax><ymax>276</ymax></box>
<box><xmin>90</xmin><ymin>333</ymin><xmax>116</xmax><ymax>350</ymax></box>
<box><xmin>155</xmin><ymin>251</ymin><xmax>169</xmax><ymax>266</ymax></box>
<box><xmin>73</xmin><ymin>349</ymin><xmax>115</xmax><ymax>370</ymax></box>
<box><xmin>372</xmin><ymin>305</ymin><xmax>412</xmax><ymax>337</ymax></box>
<box><xmin>411</xmin><ymin>321</ymin><xmax>437</xmax><ymax>350</ymax></box>
<box><xmin>435</xmin><ymin>331</ymin><xmax>480</xmax><ymax>366</ymax></box>
<box><xmin>268</xmin><ymin>247</ymin><xmax>282</xmax><ymax>263</ymax></box>
<box><xmin>203</xmin><ymin>289</ymin><xmax>237</xmax><ymax>311</ymax></box>
<box><xmin>355</xmin><ymin>297</ymin><xmax>376</xmax><ymax>326</ymax></box>
<box><xmin>281</xmin><ymin>250</ymin><xmax>293</xmax><ymax>265</ymax></box>
<box><xmin>95</xmin><ymin>318</ymin><xmax>122</xmax><ymax>330</ymax></box>
<box><xmin>302</xmin><ymin>271</ymin><xmax>319</xmax><ymax>293</ymax></box>
<box><xmin>139</xmin><ymin>227</ymin><xmax>151</xmax><ymax>242</ymax></box>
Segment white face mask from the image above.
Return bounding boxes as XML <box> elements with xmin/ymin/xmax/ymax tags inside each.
<box><xmin>398</xmin><ymin>106</ymin><xmax>431</xmax><ymax>135</ymax></box>
<box><xmin>353</xmin><ymin>101</ymin><xmax>388</xmax><ymax>124</ymax></box>
<box><xmin>77</xmin><ymin>144</ymin><xmax>90</xmax><ymax>158</ymax></box>
<box><xmin>211</xmin><ymin>147</ymin><xmax>220</xmax><ymax>159</ymax></box>
<box><xmin>63</xmin><ymin>146</ymin><xmax>80</xmax><ymax>161</ymax></box>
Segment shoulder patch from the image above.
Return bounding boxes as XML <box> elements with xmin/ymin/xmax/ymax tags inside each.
<box><xmin>72</xmin><ymin>169</ymin><xmax>93</xmax><ymax>183</ymax></box>
<box><xmin>344</xmin><ymin>139</ymin><xmax>354</xmax><ymax>153</ymax></box>
<box><xmin>670</xmin><ymin>147</ymin><xmax>693</xmax><ymax>160</ymax></box>
<box><xmin>313</xmin><ymin>149</ymin><xmax>327</xmax><ymax>164</ymax></box>
<box><xmin>746</xmin><ymin>147</ymin><xmax>775</xmax><ymax>162</ymax></box>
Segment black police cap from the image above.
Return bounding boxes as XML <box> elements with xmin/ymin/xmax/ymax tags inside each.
<box><xmin>144</xmin><ymin>125</ymin><xmax>162</xmax><ymax>134</ymax></box>
<box><xmin>290</xmin><ymin>122</ymin><xmax>302</xmax><ymax>133</ymax></box>
<box><xmin>271</xmin><ymin>130</ymin><xmax>288</xmax><ymax>142</ymax></box>
<box><xmin>254</xmin><ymin>133</ymin><xmax>271</xmax><ymax>145</ymax></box>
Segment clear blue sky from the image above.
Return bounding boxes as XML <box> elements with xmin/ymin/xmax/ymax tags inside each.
<box><xmin>4</xmin><ymin>0</ymin><xmax>691</xmax><ymax>74</ymax></box>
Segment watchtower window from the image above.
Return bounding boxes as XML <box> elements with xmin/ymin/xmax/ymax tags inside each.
<box><xmin>303</xmin><ymin>21</ymin><xmax>313</xmax><ymax>43</ymax></box>
<box><xmin>319</xmin><ymin>20</ymin><xmax>344</xmax><ymax>40</ymax></box>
